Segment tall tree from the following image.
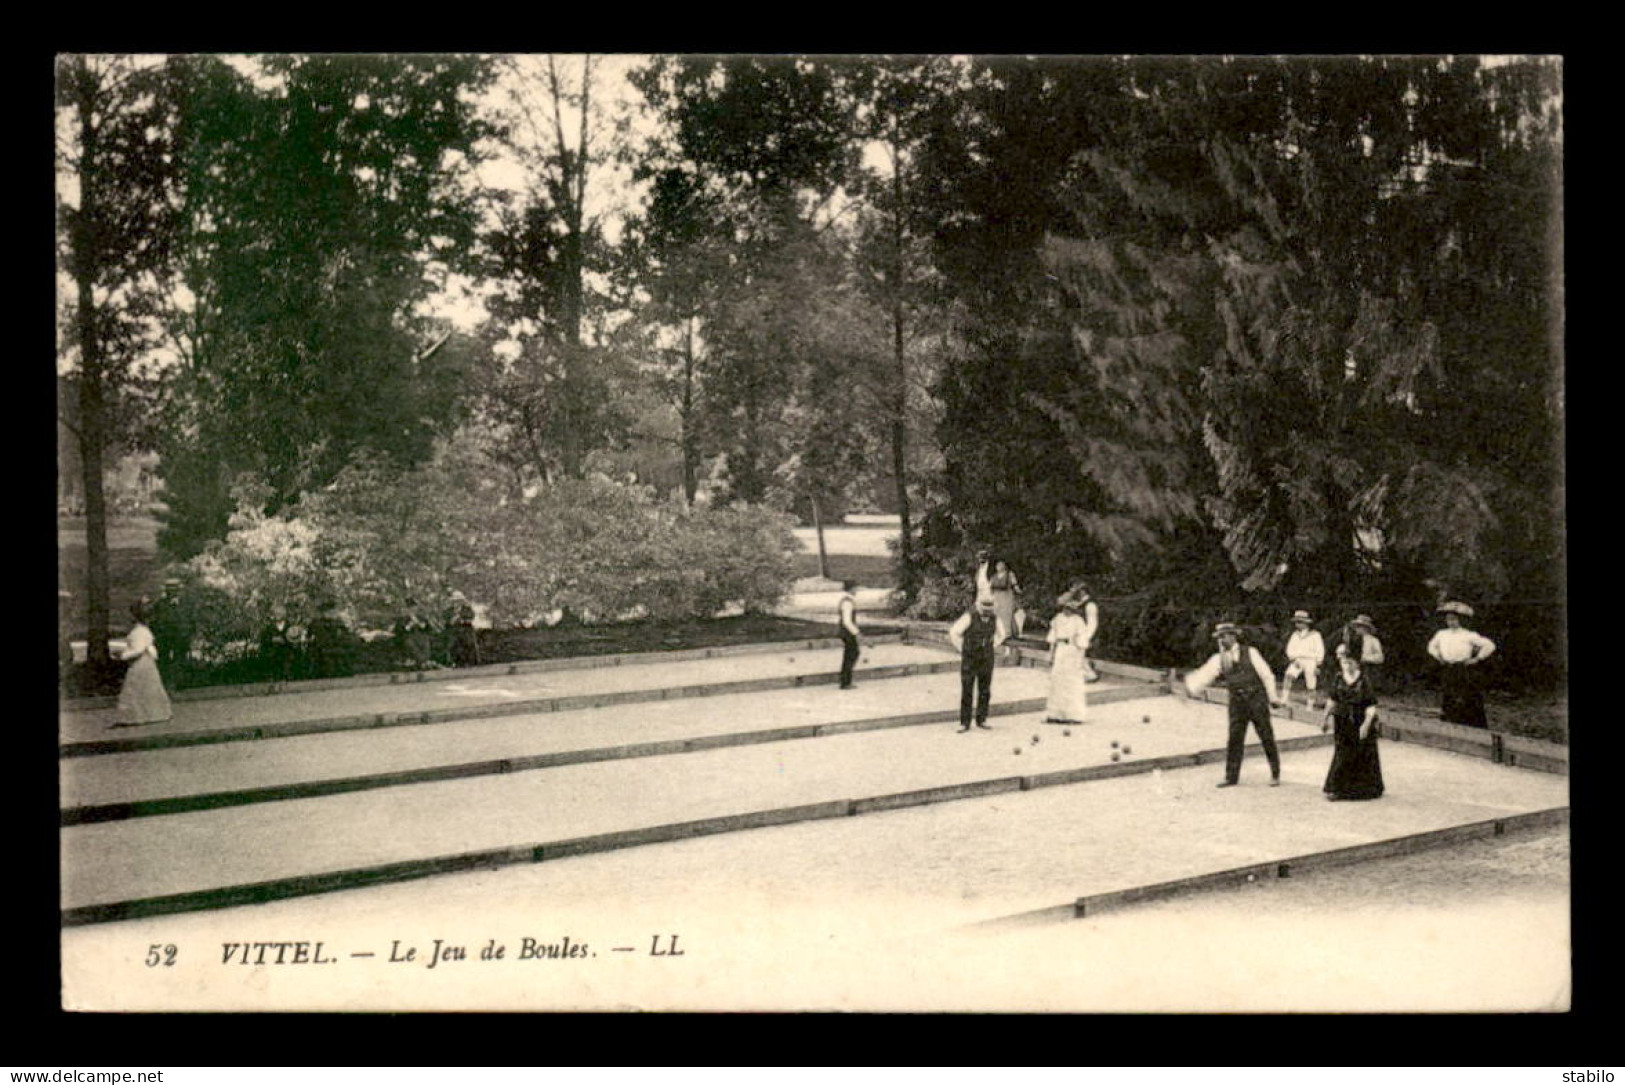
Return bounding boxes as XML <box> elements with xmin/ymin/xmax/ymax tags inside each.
<box><xmin>476</xmin><ymin>54</ymin><xmax>633</xmax><ymax>484</ymax></box>
<box><xmin>914</xmin><ymin>56</ymin><xmax>1151</xmax><ymax>598</ymax></box>
<box><xmin>157</xmin><ymin>53</ymin><xmax>491</xmax><ymax>558</ymax></box>
<box><xmin>622</xmin><ymin>163</ymin><xmax>735</xmax><ymax>505</ymax></box>
<box><xmin>846</xmin><ymin>56</ymin><xmax>966</xmax><ymax>599</ymax></box>
<box><xmin>628</xmin><ymin>55</ymin><xmax>862</xmax><ymax>512</ymax></box>
<box><xmin>55</xmin><ymin>54</ymin><xmax>182</xmax><ymax>673</ymax></box>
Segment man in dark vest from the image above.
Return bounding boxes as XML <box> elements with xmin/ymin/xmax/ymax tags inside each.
<box><xmin>949</xmin><ymin>596</ymin><xmax>1009</xmax><ymax>732</ymax></box>
<box><xmin>1182</xmin><ymin>620</ymin><xmax>1282</xmax><ymax>787</ymax></box>
<box><xmin>836</xmin><ymin>580</ymin><xmax>861</xmax><ymax>689</ymax></box>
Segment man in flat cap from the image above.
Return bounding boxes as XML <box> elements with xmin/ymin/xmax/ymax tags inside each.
<box><xmin>1182</xmin><ymin>621</ymin><xmax>1283</xmax><ymax>788</ymax></box>
<box><xmin>1427</xmin><ymin>601</ymin><xmax>1497</xmax><ymax>728</ymax></box>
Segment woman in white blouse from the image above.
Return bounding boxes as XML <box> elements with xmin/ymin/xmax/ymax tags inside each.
<box><xmin>115</xmin><ymin>599</ymin><xmax>172</xmax><ymax>726</ymax></box>
<box><xmin>1044</xmin><ymin>590</ymin><xmax>1094</xmax><ymax>724</ymax></box>
<box><xmin>1427</xmin><ymin>601</ymin><xmax>1496</xmax><ymax>729</ymax></box>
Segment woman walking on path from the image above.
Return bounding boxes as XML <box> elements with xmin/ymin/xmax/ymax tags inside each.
<box><xmin>1043</xmin><ymin>591</ymin><xmax>1092</xmax><ymax>724</ymax></box>
<box><xmin>1322</xmin><ymin>640</ymin><xmax>1384</xmax><ymax>801</ymax></box>
<box><xmin>114</xmin><ymin>599</ymin><xmax>171</xmax><ymax>727</ymax></box>
<box><xmin>1427</xmin><ymin>601</ymin><xmax>1497</xmax><ymax>729</ymax></box>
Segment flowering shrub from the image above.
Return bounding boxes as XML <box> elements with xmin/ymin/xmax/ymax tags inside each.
<box><xmin>158</xmin><ymin>439</ymin><xmax>800</xmax><ymax>679</ymax></box>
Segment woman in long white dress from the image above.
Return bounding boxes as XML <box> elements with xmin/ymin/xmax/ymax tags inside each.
<box><xmin>115</xmin><ymin>599</ymin><xmax>172</xmax><ymax>726</ymax></box>
<box><xmin>1044</xmin><ymin>591</ymin><xmax>1092</xmax><ymax>723</ymax></box>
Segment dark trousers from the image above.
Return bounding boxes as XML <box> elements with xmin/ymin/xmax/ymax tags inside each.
<box><xmin>448</xmin><ymin>624</ymin><xmax>480</xmax><ymax>668</ymax></box>
<box><xmin>1440</xmin><ymin>663</ymin><xmax>1487</xmax><ymax>728</ymax></box>
<box><xmin>961</xmin><ymin>657</ymin><xmax>994</xmax><ymax>726</ymax></box>
<box><xmin>839</xmin><ymin>629</ymin><xmax>859</xmax><ymax>688</ymax></box>
<box><xmin>1225</xmin><ymin>688</ymin><xmax>1281</xmax><ymax>782</ymax></box>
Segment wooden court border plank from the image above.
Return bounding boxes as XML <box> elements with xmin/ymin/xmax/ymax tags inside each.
<box><xmin>59</xmin><ymin>657</ymin><xmax>969</xmax><ymax>759</ymax></box>
<box><xmin>60</xmin><ymin>632</ymin><xmax>914</xmax><ymax>711</ymax></box>
<box><xmin>63</xmin><ymin>727</ymin><xmax>1337</xmax><ymax>926</ymax></box>
<box><xmin>59</xmin><ymin>691</ymin><xmax>1165</xmax><ymax>826</ymax></box>
<box><xmin>1070</xmin><ymin>806</ymin><xmax>1571</xmax><ymax>919</ymax></box>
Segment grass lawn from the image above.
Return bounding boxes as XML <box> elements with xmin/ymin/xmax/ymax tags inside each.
<box><xmin>791</xmin><ymin>552</ymin><xmax>897</xmax><ymax>588</ymax></box>
<box><xmin>57</xmin><ymin>516</ymin><xmax>165</xmax><ymax>637</ymax></box>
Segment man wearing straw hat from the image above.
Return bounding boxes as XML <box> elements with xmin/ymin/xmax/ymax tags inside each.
<box><xmin>1427</xmin><ymin>601</ymin><xmax>1497</xmax><ymax>729</ymax></box>
<box><xmin>1181</xmin><ymin>621</ymin><xmax>1283</xmax><ymax>788</ymax></box>
<box><xmin>949</xmin><ymin>595</ymin><xmax>1009</xmax><ymax>732</ymax></box>
<box><xmin>1277</xmin><ymin>609</ymin><xmax>1326</xmax><ymax>710</ymax></box>
<box><xmin>1344</xmin><ymin>614</ymin><xmax>1386</xmax><ymax>692</ymax></box>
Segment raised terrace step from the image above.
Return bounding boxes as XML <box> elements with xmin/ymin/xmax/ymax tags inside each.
<box><xmin>61</xmin><ymin>671</ymin><xmax>1159</xmax><ymax>824</ymax></box>
<box><xmin>59</xmin><ymin>632</ymin><xmax>911</xmax><ymax>710</ymax></box>
<box><xmin>62</xmin><ymin>718</ymin><xmax>1566</xmax><ymax>929</ymax></box>
<box><xmin>59</xmin><ymin>641</ymin><xmax>974</xmax><ymax>756</ymax></box>
<box><xmin>62</xmin><ymin>694</ymin><xmax>1328</xmax><ymax>922</ymax></box>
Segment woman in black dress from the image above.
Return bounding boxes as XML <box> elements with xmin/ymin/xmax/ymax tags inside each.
<box><xmin>1322</xmin><ymin>639</ymin><xmax>1384</xmax><ymax>801</ymax></box>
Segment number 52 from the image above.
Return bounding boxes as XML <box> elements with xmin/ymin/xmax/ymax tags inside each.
<box><xmin>145</xmin><ymin>944</ymin><xmax>177</xmax><ymax>967</ymax></box>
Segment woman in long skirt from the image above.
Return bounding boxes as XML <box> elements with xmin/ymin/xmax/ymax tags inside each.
<box><xmin>988</xmin><ymin>558</ymin><xmax>1022</xmax><ymax>639</ymax></box>
<box><xmin>1044</xmin><ymin>592</ymin><xmax>1090</xmax><ymax>724</ymax></box>
<box><xmin>1322</xmin><ymin>642</ymin><xmax>1383</xmax><ymax>801</ymax></box>
<box><xmin>115</xmin><ymin>600</ymin><xmax>172</xmax><ymax>727</ymax></box>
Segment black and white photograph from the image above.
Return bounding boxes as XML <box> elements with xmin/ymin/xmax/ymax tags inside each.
<box><xmin>54</xmin><ymin>52</ymin><xmax>1567</xmax><ymax>1013</ymax></box>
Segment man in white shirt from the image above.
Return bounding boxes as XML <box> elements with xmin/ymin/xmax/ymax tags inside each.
<box><xmin>1278</xmin><ymin>609</ymin><xmax>1326</xmax><ymax>709</ymax></box>
<box><xmin>949</xmin><ymin>596</ymin><xmax>1009</xmax><ymax>731</ymax></box>
<box><xmin>836</xmin><ymin>580</ymin><xmax>861</xmax><ymax>690</ymax></box>
<box><xmin>1182</xmin><ymin>621</ymin><xmax>1282</xmax><ymax>788</ymax></box>
<box><xmin>1427</xmin><ymin>601</ymin><xmax>1497</xmax><ymax>729</ymax></box>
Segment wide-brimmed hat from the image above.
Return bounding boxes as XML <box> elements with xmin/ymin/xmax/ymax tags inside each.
<box><xmin>1212</xmin><ymin>621</ymin><xmax>1242</xmax><ymax>638</ymax></box>
<box><xmin>1437</xmin><ymin>600</ymin><xmax>1475</xmax><ymax>618</ymax></box>
<box><xmin>1057</xmin><ymin>591</ymin><xmax>1082</xmax><ymax>610</ymax></box>
<box><xmin>1350</xmin><ymin>614</ymin><xmax>1378</xmax><ymax>631</ymax></box>
<box><xmin>1290</xmin><ymin>609</ymin><xmax>1312</xmax><ymax>624</ymax></box>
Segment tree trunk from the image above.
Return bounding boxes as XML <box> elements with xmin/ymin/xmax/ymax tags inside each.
<box><xmin>810</xmin><ymin>491</ymin><xmax>830</xmax><ymax>581</ymax></box>
<box><xmin>74</xmin><ymin>92</ymin><xmax>114</xmax><ymax>678</ymax></box>
<box><xmin>888</xmin><ymin>134</ymin><xmax>916</xmax><ymax>599</ymax></box>
<box><xmin>77</xmin><ymin>359</ymin><xmax>113</xmax><ymax>675</ymax></box>
<box><xmin>680</xmin><ymin>316</ymin><xmax>699</xmax><ymax>506</ymax></box>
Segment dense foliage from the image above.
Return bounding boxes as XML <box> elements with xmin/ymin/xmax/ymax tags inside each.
<box><xmin>154</xmin><ymin>54</ymin><xmax>493</xmax><ymax>558</ymax></box>
<box><xmin>157</xmin><ymin>438</ymin><xmax>799</xmax><ymax>677</ymax></box>
<box><xmin>58</xmin><ymin>53</ymin><xmax>1563</xmax><ymax>689</ymax></box>
<box><xmin>906</xmin><ymin>56</ymin><xmax>1563</xmax><ymax>682</ymax></box>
